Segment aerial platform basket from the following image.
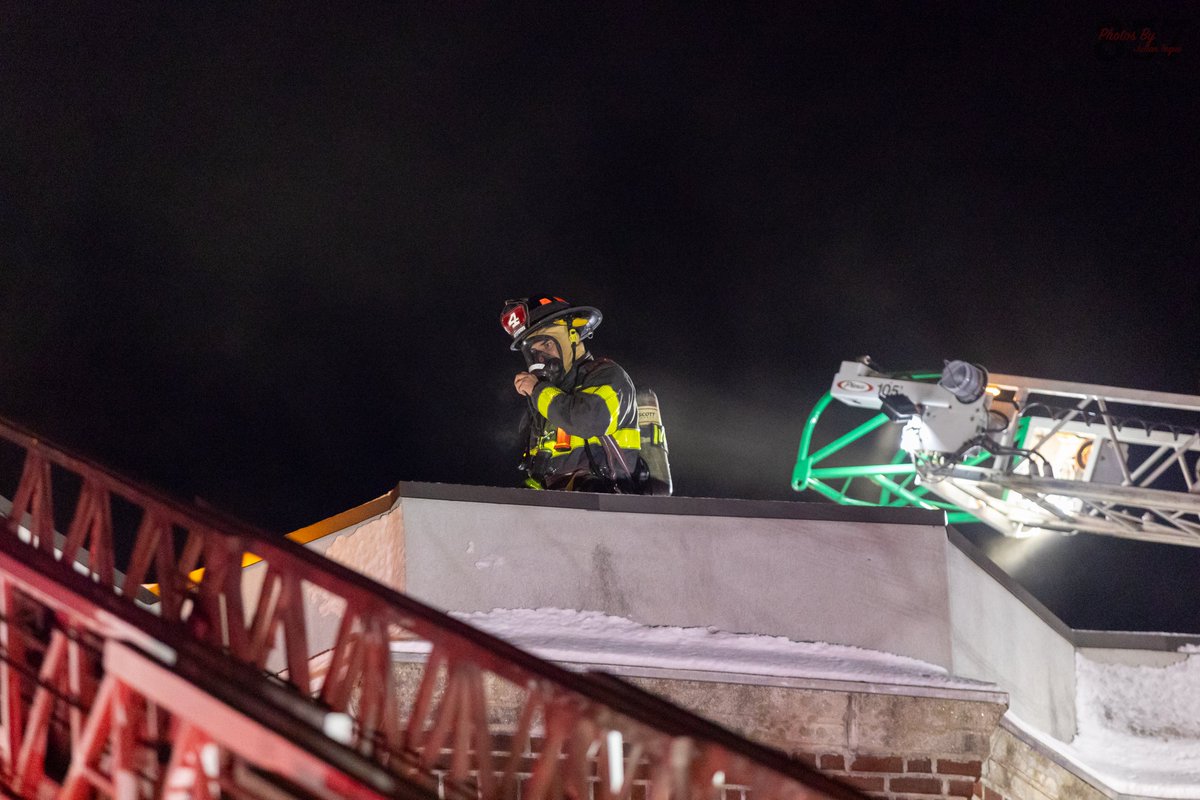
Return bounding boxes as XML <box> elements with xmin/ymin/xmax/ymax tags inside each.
<box><xmin>793</xmin><ymin>359</ymin><xmax>1200</xmax><ymax>547</ymax></box>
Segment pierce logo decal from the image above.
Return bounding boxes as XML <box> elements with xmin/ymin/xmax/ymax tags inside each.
<box><xmin>837</xmin><ymin>379</ymin><xmax>873</xmax><ymax>393</ymax></box>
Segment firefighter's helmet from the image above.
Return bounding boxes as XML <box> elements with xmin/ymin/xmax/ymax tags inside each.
<box><xmin>500</xmin><ymin>296</ymin><xmax>602</xmax><ymax>351</ymax></box>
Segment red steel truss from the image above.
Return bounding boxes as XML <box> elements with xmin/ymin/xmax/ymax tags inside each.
<box><xmin>0</xmin><ymin>417</ymin><xmax>861</xmax><ymax>800</ymax></box>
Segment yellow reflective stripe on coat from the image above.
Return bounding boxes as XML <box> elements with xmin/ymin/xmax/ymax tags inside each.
<box><xmin>536</xmin><ymin>386</ymin><xmax>564</xmax><ymax>417</ymax></box>
<box><xmin>533</xmin><ymin>427</ymin><xmax>641</xmax><ymax>455</ymax></box>
<box><xmin>611</xmin><ymin>428</ymin><xmax>641</xmax><ymax>448</ymax></box>
<box><xmin>581</xmin><ymin>385</ymin><xmax>620</xmax><ymax>434</ymax></box>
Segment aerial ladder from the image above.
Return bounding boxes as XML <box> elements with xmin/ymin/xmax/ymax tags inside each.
<box><xmin>793</xmin><ymin>358</ymin><xmax>1200</xmax><ymax>547</ymax></box>
<box><xmin>0</xmin><ymin>415</ymin><xmax>860</xmax><ymax>800</ymax></box>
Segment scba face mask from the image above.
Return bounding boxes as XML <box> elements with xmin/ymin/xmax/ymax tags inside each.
<box><xmin>521</xmin><ymin>334</ymin><xmax>566</xmax><ymax>384</ymax></box>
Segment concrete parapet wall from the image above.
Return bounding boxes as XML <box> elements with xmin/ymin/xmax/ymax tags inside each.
<box><xmin>944</xmin><ymin>534</ymin><xmax>1076</xmax><ymax>740</ymax></box>
<box><xmin>384</xmin><ymin>485</ymin><xmax>955</xmax><ymax>669</ymax></box>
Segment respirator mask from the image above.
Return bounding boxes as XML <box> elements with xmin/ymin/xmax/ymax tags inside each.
<box><xmin>520</xmin><ymin>334</ymin><xmax>566</xmax><ymax>385</ymax></box>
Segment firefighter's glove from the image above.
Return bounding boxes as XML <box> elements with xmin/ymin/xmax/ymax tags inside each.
<box><xmin>514</xmin><ymin>372</ymin><xmax>539</xmax><ymax>397</ymax></box>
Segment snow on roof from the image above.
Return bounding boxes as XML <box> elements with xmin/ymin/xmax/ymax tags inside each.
<box><xmin>431</xmin><ymin>607</ymin><xmax>996</xmax><ymax>693</ymax></box>
<box><xmin>1036</xmin><ymin>650</ymin><xmax>1200</xmax><ymax>798</ymax></box>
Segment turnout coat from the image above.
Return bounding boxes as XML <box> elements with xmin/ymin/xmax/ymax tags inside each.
<box><xmin>525</xmin><ymin>354</ymin><xmax>641</xmax><ymax>491</ymax></box>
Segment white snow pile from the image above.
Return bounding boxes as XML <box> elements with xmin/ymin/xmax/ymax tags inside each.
<box><xmin>1060</xmin><ymin>651</ymin><xmax>1200</xmax><ymax>797</ymax></box>
<box><xmin>438</xmin><ymin>607</ymin><xmax>993</xmax><ymax>692</ymax></box>
<box><xmin>1077</xmin><ymin>652</ymin><xmax>1200</xmax><ymax>740</ymax></box>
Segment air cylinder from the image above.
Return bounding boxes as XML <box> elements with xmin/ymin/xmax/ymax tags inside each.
<box><xmin>637</xmin><ymin>389</ymin><xmax>673</xmax><ymax>496</ymax></box>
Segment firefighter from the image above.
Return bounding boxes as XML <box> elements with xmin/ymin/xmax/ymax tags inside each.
<box><xmin>501</xmin><ymin>296</ymin><xmax>645</xmax><ymax>492</ymax></box>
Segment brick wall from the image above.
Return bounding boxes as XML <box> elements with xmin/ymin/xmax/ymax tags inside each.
<box><xmin>795</xmin><ymin>751</ymin><xmax>983</xmax><ymax>800</ymax></box>
<box><xmin>389</xmin><ymin>664</ymin><xmax>1007</xmax><ymax>800</ymax></box>
<box><xmin>423</xmin><ymin>740</ymin><xmax>990</xmax><ymax>800</ymax></box>
<box><xmin>977</xmin><ymin>724</ymin><xmax>1109</xmax><ymax>800</ymax></box>
<box><xmin>622</xmin><ymin>677</ymin><xmax>1005</xmax><ymax>760</ymax></box>
<box><xmin>626</xmin><ymin>674</ymin><xmax>1003</xmax><ymax>800</ymax></box>
<box><xmin>389</xmin><ymin>664</ymin><xmax>1118</xmax><ymax>800</ymax></box>
<box><xmin>624</xmin><ymin>677</ymin><xmax>1119</xmax><ymax>800</ymax></box>
<box><xmin>424</xmin><ymin>738</ymin><xmax>985</xmax><ymax>800</ymax></box>
<box><xmin>790</xmin><ymin>720</ymin><xmax>1116</xmax><ymax>800</ymax></box>
<box><xmin>975</xmin><ymin>782</ymin><xmax>1012</xmax><ymax>800</ymax></box>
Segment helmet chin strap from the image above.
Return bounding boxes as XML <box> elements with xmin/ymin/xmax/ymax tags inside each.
<box><xmin>567</xmin><ymin>328</ymin><xmax>583</xmax><ymax>374</ymax></box>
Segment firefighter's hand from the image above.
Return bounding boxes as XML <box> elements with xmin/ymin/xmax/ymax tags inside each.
<box><xmin>514</xmin><ymin>372</ymin><xmax>538</xmax><ymax>397</ymax></box>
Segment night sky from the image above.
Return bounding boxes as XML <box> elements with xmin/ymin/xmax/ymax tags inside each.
<box><xmin>2</xmin><ymin>6</ymin><xmax>1198</xmax><ymax>632</ymax></box>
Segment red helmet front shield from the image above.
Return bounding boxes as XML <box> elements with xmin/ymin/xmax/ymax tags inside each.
<box><xmin>501</xmin><ymin>302</ymin><xmax>528</xmax><ymax>338</ymax></box>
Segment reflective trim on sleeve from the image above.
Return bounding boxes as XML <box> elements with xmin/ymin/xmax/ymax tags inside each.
<box><xmin>536</xmin><ymin>386</ymin><xmax>564</xmax><ymax>418</ymax></box>
<box><xmin>581</xmin><ymin>385</ymin><xmax>620</xmax><ymax>434</ymax></box>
